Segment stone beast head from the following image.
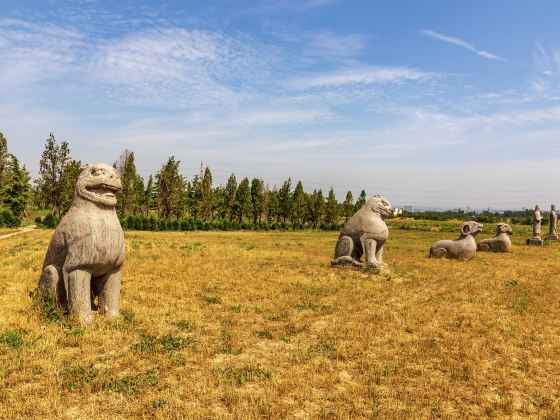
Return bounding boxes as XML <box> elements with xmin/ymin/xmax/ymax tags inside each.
<box><xmin>496</xmin><ymin>223</ymin><xmax>513</xmax><ymax>235</ymax></box>
<box><xmin>75</xmin><ymin>163</ymin><xmax>122</xmax><ymax>207</ymax></box>
<box><xmin>460</xmin><ymin>221</ymin><xmax>483</xmax><ymax>237</ymax></box>
<box><xmin>365</xmin><ymin>194</ymin><xmax>393</xmax><ymax>218</ymax></box>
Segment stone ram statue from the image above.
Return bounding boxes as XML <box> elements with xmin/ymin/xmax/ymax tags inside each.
<box><xmin>477</xmin><ymin>223</ymin><xmax>513</xmax><ymax>252</ymax></box>
<box><xmin>38</xmin><ymin>163</ymin><xmax>125</xmax><ymax>326</ymax></box>
<box><xmin>429</xmin><ymin>221</ymin><xmax>483</xmax><ymax>260</ymax></box>
<box><xmin>331</xmin><ymin>194</ymin><xmax>397</xmax><ymax>269</ymax></box>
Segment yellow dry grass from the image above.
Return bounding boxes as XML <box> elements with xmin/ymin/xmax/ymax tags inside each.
<box><xmin>1</xmin><ymin>226</ymin><xmax>560</xmax><ymax>419</ymax></box>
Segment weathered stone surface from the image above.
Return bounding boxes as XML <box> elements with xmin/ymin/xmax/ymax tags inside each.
<box><xmin>548</xmin><ymin>204</ymin><xmax>558</xmax><ymax>240</ymax></box>
<box><xmin>38</xmin><ymin>164</ymin><xmax>125</xmax><ymax>326</ymax></box>
<box><xmin>331</xmin><ymin>194</ymin><xmax>397</xmax><ymax>269</ymax></box>
<box><xmin>429</xmin><ymin>221</ymin><xmax>483</xmax><ymax>260</ymax></box>
<box><xmin>527</xmin><ymin>204</ymin><xmax>544</xmax><ymax>246</ymax></box>
<box><xmin>526</xmin><ymin>238</ymin><xmax>544</xmax><ymax>246</ymax></box>
<box><xmin>477</xmin><ymin>223</ymin><xmax>513</xmax><ymax>252</ymax></box>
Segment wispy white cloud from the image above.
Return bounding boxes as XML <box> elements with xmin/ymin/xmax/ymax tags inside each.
<box><xmin>421</xmin><ymin>29</ymin><xmax>506</xmax><ymax>62</ymax></box>
<box><xmin>0</xmin><ymin>18</ymin><xmax>84</xmax><ymax>86</ymax></box>
<box><xmin>290</xmin><ymin>66</ymin><xmax>433</xmax><ymax>89</ymax></box>
<box><xmin>249</xmin><ymin>0</ymin><xmax>336</xmax><ymax>14</ymax></box>
<box><xmin>534</xmin><ymin>42</ymin><xmax>560</xmax><ymax>77</ymax></box>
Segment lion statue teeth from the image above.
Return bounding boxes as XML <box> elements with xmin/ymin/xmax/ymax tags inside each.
<box><xmin>38</xmin><ymin>163</ymin><xmax>125</xmax><ymax>326</ymax></box>
<box><xmin>331</xmin><ymin>194</ymin><xmax>393</xmax><ymax>270</ymax></box>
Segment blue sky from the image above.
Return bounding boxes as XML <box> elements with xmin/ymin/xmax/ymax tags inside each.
<box><xmin>1</xmin><ymin>0</ymin><xmax>559</xmax><ymax>209</ymax></box>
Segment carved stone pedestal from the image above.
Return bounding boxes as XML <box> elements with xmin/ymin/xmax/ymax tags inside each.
<box><xmin>526</xmin><ymin>238</ymin><xmax>544</xmax><ymax>246</ymax></box>
<box><xmin>546</xmin><ymin>234</ymin><xmax>558</xmax><ymax>241</ymax></box>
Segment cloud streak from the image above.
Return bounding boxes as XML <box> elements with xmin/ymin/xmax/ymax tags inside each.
<box><xmin>290</xmin><ymin>66</ymin><xmax>434</xmax><ymax>89</ymax></box>
<box><xmin>421</xmin><ymin>29</ymin><xmax>506</xmax><ymax>62</ymax></box>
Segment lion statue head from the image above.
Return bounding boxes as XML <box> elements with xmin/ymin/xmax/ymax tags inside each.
<box><xmin>365</xmin><ymin>194</ymin><xmax>394</xmax><ymax>218</ymax></box>
<box><xmin>75</xmin><ymin>163</ymin><xmax>122</xmax><ymax>208</ymax></box>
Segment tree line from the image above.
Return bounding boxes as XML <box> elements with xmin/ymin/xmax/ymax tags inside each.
<box><xmin>0</xmin><ymin>133</ymin><xmax>368</xmax><ymax>230</ymax></box>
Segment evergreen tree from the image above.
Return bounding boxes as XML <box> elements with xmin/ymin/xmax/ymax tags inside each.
<box><xmin>291</xmin><ymin>180</ymin><xmax>306</xmax><ymax>225</ymax></box>
<box><xmin>60</xmin><ymin>160</ymin><xmax>82</xmax><ymax>213</ymax></box>
<box><xmin>235</xmin><ymin>177</ymin><xmax>252</xmax><ymax>223</ymax></box>
<box><xmin>308</xmin><ymin>189</ymin><xmax>324</xmax><ymax>227</ymax></box>
<box><xmin>278</xmin><ymin>178</ymin><xmax>292</xmax><ymax>222</ymax></box>
<box><xmin>250</xmin><ymin>178</ymin><xmax>265</xmax><ymax>223</ymax></box>
<box><xmin>343</xmin><ymin>191</ymin><xmax>354</xmax><ymax>221</ymax></box>
<box><xmin>35</xmin><ymin>133</ymin><xmax>72</xmax><ymax>216</ymax></box>
<box><xmin>143</xmin><ymin>175</ymin><xmax>157</xmax><ymax>214</ymax></box>
<box><xmin>354</xmin><ymin>189</ymin><xmax>367</xmax><ymax>212</ymax></box>
<box><xmin>213</xmin><ymin>186</ymin><xmax>227</xmax><ymax>219</ymax></box>
<box><xmin>224</xmin><ymin>173</ymin><xmax>237</xmax><ymax>221</ymax></box>
<box><xmin>196</xmin><ymin>167</ymin><xmax>213</xmax><ymax>220</ymax></box>
<box><xmin>156</xmin><ymin>156</ymin><xmax>184</xmax><ymax>219</ymax></box>
<box><xmin>266</xmin><ymin>188</ymin><xmax>280</xmax><ymax>222</ymax></box>
<box><xmin>116</xmin><ymin>150</ymin><xmax>144</xmax><ymax>216</ymax></box>
<box><xmin>0</xmin><ymin>133</ymin><xmax>8</xmax><ymax>200</ymax></box>
<box><xmin>324</xmin><ymin>187</ymin><xmax>339</xmax><ymax>225</ymax></box>
<box><xmin>1</xmin><ymin>155</ymin><xmax>31</xmax><ymax>218</ymax></box>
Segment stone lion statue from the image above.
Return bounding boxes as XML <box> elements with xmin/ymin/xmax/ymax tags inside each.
<box><xmin>429</xmin><ymin>221</ymin><xmax>483</xmax><ymax>260</ymax></box>
<box><xmin>38</xmin><ymin>163</ymin><xmax>125</xmax><ymax>326</ymax></box>
<box><xmin>477</xmin><ymin>223</ymin><xmax>513</xmax><ymax>252</ymax></box>
<box><xmin>331</xmin><ymin>194</ymin><xmax>396</xmax><ymax>269</ymax></box>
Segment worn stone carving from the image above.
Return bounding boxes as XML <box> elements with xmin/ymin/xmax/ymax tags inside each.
<box><xmin>477</xmin><ymin>223</ymin><xmax>513</xmax><ymax>252</ymax></box>
<box><xmin>331</xmin><ymin>194</ymin><xmax>397</xmax><ymax>269</ymax></box>
<box><xmin>526</xmin><ymin>205</ymin><xmax>544</xmax><ymax>246</ymax></box>
<box><xmin>429</xmin><ymin>221</ymin><xmax>483</xmax><ymax>260</ymax></box>
<box><xmin>548</xmin><ymin>204</ymin><xmax>558</xmax><ymax>240</ymax></box>
<box><xmin>38</xmin><ymin>164</ymin><xmax>125</xmax><ymax>325</ymax></box>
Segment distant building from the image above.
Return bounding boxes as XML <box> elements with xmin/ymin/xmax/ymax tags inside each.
<box><xmin>403</xmin><ymin>205</ymin><xmax>415</xmax><ymax>213</ymax></box>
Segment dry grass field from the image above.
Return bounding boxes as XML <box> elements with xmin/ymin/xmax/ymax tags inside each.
<box><xmin>1</xmin><ymin>223</ymin><xmax>560</xmax><ymax>419</ymax></box>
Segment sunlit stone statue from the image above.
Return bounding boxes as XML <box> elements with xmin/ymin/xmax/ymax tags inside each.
<box><xmin>429</xmin><ymin>221</ymin><xmax>483</xmax><ymax>260</ymax></box>
<box><xmin>526</xmin><ymin>204</ymin><xmax>544</xmax><ymax>246</ymax></box>
<box><xmin>331</xmin><ymin>194</ymin><xmax>399</xmax><ymax>270</ymax></box>
<box><xmin>38</xmin><ymin>164</ymin><xmax>125</xmax><ymax>325</ymax></box>
<box><xmin>548</xmin><ymin>204</ymin><xmax>558</xmax><ymax>240</ymax></box>
<box><xmin>477</xmin><ymin>223</ymin><xmax>513</xmax><ymax>252</ymax></box>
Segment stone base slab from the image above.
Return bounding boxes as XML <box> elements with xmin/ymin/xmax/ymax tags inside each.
<box><xmin>526</xmin><ymin>238</ymin><xmax>544</xmax><ymax>246</ymax></box>
<box><xmin>546</xmin><ymin>234</ymin><xmax>558</xmax><ymax>241</ymax></box>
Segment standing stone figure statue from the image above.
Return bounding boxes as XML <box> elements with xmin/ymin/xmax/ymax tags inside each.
<box><xmin>331</xmin><ymin>194</ymin><xmax>398</xmax><ymax>270</ymax></box>
<box><xmin>526</xmin><ymin>204</ymin><xmax>544</xmax><ymax>246</ymax></box>
<box><xmin>548</xmin><ymin>204</ymin><xmax>558</xmax><ymax>240</ymax></box>
<box><xmin>38</xmin><ymin>164</ymin><xmax>125</xmax><ymax>325</ymax></box>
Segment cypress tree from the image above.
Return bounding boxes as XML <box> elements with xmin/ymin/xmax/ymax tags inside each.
<box><xmin>60</xmin><ymin>160</ymin><xmax>82</xmax><ymax>214</ymax></box>
<box><xmin>354</xmin><ymin>190</ymin><xmax>367</xmax><ymax>212</ymax></box>
<box><xmin>35</xmin><ymin>133</ymin><xmax>72</xmax><ymax>216</ymax></box>
<box><xmin>291</xmin><ymin>181</ymin><xmax>306</xmax><ymax>226</ymax></box>
<box><xmin>324</xmin><ymin>187</ymin><xmax>339</xmax><ymax>225</ymax></box>
<box><xmin>235</xmin><ymin>177</ymin><xmax>251</xmax><ymax>223</ymax></box>
<box><xmin>224</xmin><ymin>173</ymin><xmax>238</xmax><ymax>222</ymax></box>
<box><xmin>343</xmin><ymin>191</ymin><xmax>354</xmax><ymax>221</ymax></box>
<box><xmin>1</xmin><ymin>155</ymin><xmax>31</xmax><ymax>218</ymax></box>
<box><xmin>156</xmin><ymin>156</ymin><xmax>184</xmax><ymax>219</ymax></box>
<box><xmin>0</xmin><ymin>133</ymin><xmax>8</xmax><ymax>201</ymax></box>
<box><xmin>278</xmin><ymin>178</ymin><xmax>292</xmax><ymax>222</ymax></box>
<box><xmin>250</xmin><ymin>178</ymin><xmax>265</xmax><ymax>223</ymax></box>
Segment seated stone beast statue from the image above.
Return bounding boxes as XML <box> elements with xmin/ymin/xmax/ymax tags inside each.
<box><xmin>477</xmin><ymin>223</ymin><xmax>513</xmax><ymax>252</ymax></box>
<box><xmin>429</xmin><ymin>221</ymin><xmax>483</xmax><ymax>260</ymax></box>
<box><xmin>331</xmin><ymin>194</ymin><xmax>395</xmax><ymax>269</ymax></box>
<box><xmin>38</xmin><ymin>163</ymin><xmax>125</xmax><ymax>326</ymax></box>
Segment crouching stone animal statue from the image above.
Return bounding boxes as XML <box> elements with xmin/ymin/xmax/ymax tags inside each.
<box><xmin>477</xmin><ymin>223</ymin><xmax>513</xmax><ymax>252</ymax></box>
<box><xmin>331</xmin><ymin>194</ymin><xmax>397</xmax><ymax>269</ymax></box>
<box><xmin>38</xmin><ymin>163</ymin><xmax>125</xmax><ymax>326</ymax></box>
<box><xmin>429</xmin><ymin>221</ymin><xmax>483</xmax><ymax>260</ymax></box>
